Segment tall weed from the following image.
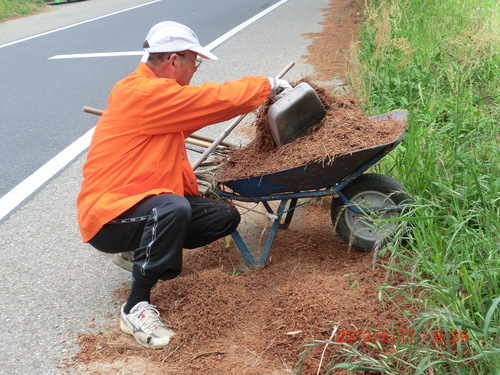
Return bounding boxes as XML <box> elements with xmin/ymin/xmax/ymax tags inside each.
<box><xmin>313</xmin><ymin>0</ymin><xmax>500</xmax><ymax>373</ymax></box>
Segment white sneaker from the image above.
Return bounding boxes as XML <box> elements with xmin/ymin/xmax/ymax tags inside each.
<box><xmin>120</xmin><ymin>302</ymin><xmax>175</xmax><ymax>349</ymax></box>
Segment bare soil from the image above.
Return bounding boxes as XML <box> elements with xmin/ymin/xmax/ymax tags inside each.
<box><xmin>70</xmin><ymin>1</ymin><xmax>415</xmax><ymax>374</ymax></box>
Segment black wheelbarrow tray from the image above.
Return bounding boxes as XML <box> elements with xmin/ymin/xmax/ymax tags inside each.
<box><xmin>213</xmin><ymin>110</ymin><xmax>410</xmax><ymax>268</ymax></box>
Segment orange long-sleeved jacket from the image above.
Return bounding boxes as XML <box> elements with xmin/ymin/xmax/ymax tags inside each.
<box><xmin>77</xmin><ymin>63</ymin><xmax>271</xmax><ymax>242</ymax></box>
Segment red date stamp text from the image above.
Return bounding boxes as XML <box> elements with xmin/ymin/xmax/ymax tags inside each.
<box><xmin>335</xmin><ymin>330</ymin><xmax>469</xmax><ymax>344</ymax></box>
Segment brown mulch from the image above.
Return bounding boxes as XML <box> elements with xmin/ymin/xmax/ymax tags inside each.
<box><xmin>74</xmin><ymin>203</ymin><xmax>412</xmax><ymax>375</ymax></box>
<box><xmin>216</xmin><ymin>80</ymin><xmax>406</xmax><ymax>181</ymax></box>
<box><xmin>69</xmin><ymin>1</ymin><xmax>417</xmax><ymax>374</ymax></box>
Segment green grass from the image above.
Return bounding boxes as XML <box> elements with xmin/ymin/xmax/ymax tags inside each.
<box><xmin>298</xmin><ymin>0</ymin><xmax>499</xmax><ymax>373</ymax></box>
<box><xmin>0</xmin><ymin>0</ymin><xmax>45</xmax><ymax>21</ymax></box>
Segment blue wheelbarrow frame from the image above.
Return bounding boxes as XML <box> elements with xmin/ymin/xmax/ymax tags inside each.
<box><xmin>213</xmin><ymin>110</ymin><xmax>408</xmax><ymax>268</ymax></box>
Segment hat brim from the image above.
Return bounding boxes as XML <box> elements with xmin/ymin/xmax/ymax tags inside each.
<box><xmin>190</xmin><ymin>46</ymin><xmax>218</xmax><ymax>60</ymax></box>
<box><xmin>140</xmin><ymin>45</ymin><xmax>218</xmax><ymax>63</ymax></box>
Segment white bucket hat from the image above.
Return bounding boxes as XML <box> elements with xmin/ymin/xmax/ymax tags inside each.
<box><xmin>141</xmin><ymin>21</ymin><xmax>218</xmax><ymax>63</ymax></box>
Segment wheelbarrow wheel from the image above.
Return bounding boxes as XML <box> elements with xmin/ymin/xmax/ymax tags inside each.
<box><xmin>331</xmin><ymin>173</ymin><xmax>409</xmax><ymax>252</ymax></box>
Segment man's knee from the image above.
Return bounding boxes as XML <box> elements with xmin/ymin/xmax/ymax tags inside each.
<box><xmin>154</xmin><ymin>194</ymin><xmax>192</xmax><ymax>222</ymax></box>
<box><xmin>169</xmin><ymin>195</ymin><xmax>192</xmax><ymax>220</ymax></box>
<box><xmin>224</xmin><ymin>203</ymin><xmax>241</xmax><ymax>233</ymax></box>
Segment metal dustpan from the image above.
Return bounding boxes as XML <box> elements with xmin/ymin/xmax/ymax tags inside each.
<box><xmin>268</xmin><ymin>82</ymin><xmax>326</xmax><ymax>146</ymax></box>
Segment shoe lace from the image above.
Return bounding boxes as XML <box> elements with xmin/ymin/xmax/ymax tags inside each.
<box><xmin>136</xmin><ymin>304</ymin><xmax>164</xmax><ymax>332</ymax></box>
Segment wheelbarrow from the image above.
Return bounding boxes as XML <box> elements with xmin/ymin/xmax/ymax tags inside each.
<box><xmin>206</xmin><ymin>110</ymin><xmax>410</xmax><ymax>268</ymax></box>
<box><xmin>83</xmin><ymin>62</ymin><xmax>409</xmax><ymax>268</ymax></box>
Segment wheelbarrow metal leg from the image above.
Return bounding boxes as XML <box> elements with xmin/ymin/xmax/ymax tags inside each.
<box><xmin>261</xmin><ymin>198</ymin><xmax>297</xmax><ymax>228</ymax></box>
<box><xmin>279</xmin><ymin>198</ymin><xmax>298</xmax><ymax>229</ymax></box>
<box><xmin>230</xmin><ymin>199</ymin><xmax>289</xmax><ymax>268</ymax></box>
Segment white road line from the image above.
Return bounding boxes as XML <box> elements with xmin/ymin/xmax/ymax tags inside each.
<box><xmin>49</xmin><ymin>51</ymin><xmax>143</xmax><ymax>59</ymax></box>
<box><xmin>0</xmin><ymin>0</ymin><xmax>162</xmax><ymax>50</ymax></box>
<box><xmin>0</xmin><ymin>0</ymin><xmax>290</xmax><ymax>223</ymax></box>
<box><xmin>205</xmin><ymin>0</ymin><xmax>289</xmax><ymax>51</ymax></box>
<box><xmin>0</xmin><ymin>128</ymin><xmax>94</xmax><ymax>221</ymax></box>
<box><xmin>49</xmin><ymin>0</ymin><xmax>290</xmax><ymax>60</ymax></box>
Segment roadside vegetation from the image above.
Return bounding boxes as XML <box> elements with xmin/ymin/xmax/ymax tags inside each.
<box><xmin>0</xmin><ymin>0</ymin><xmax>45</xmax><ymax>21</ymax></box>
<box><xmin>2</xmin><ymin>0</ymin><xmax>497</xmax><ymax>372</ymax></box>
<box><xmin>300</xmin><ymin>0</ymin><xmax>499</xmax><ymax>373</ymax></box>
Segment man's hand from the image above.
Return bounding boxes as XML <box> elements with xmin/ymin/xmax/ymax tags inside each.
<box><xmin>269</xmin><ymin>78</ymin><xmax>293</xmax><ymax>102</ymax></box>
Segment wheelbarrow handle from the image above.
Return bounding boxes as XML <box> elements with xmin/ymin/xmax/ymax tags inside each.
<box><xmin>192</xmin><ymin>61</ymin><xmax>296</xmax><ymax>170</ymax></box>
<box><xmin>82</xmin><ymin>106</ymin><xmax>104</xmax><ymax>116</ymax></box>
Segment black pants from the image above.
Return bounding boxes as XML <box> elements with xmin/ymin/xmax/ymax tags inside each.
<box><xmin>89</xmin><ymin>194</ymin><xmax>240</xmax><ymax>281</ymax></box>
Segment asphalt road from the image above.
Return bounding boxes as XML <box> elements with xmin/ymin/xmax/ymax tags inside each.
<box><xmin>0</xmin><ymin>0</ymin><xmax>328</xmax><ymax>373</ymax></box>
<box><xmin>0</xmin><ymin>0</ymin><xmax>284</xmax><ymax>213</ymax></box>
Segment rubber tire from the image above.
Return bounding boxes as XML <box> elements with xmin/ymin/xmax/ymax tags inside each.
<box><xmin>331</xmin><ymin>173</ymin><xmax>409</xmax><ymax>252</ymax></box>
